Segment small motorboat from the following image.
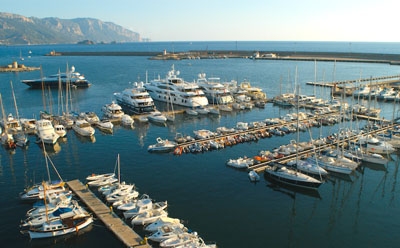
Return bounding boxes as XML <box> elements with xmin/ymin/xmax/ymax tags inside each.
<box><xmin>96</xmin><ymin>119</ymin><xmax>114</xmax><ymax>133</ymax></box>
<box><xmin>121</xmin><ymin>114</ymin><xmax>134</xmax><ymax>127</ymax></box>
<box><xmin>148</xmin><ymin>137</ymin><xmax>177</xmax><ymax>153</ymax></box>
<box><xmin>144</xmin><ymin>216</ymin><xmax>183</xmax><ymax>233</ymax></box>
<box><xmin>72</xmin><ymin>119</ymin><xmax>95</xmax><ymax>137</ymax></box>
<box><xmin>86</xmin><ymin>172</ymin><xmax>115</xmax><ymax>181</ymax></box>
<box><xmin>159</xmin><ymin>232</ymin><xmax>199</xmax><ymax>248</ymax></box>
<box><xmin>131</xmin><ymin>209</ymin><xmax>168</xmax><ymax>226</ymax></box>
<box><xmin>147</xmin><ymin>111</ymin><xmax>167</xmax><ymax>124</ymax></box>
<box><xmin>117</xmin><ymin>194</ymin><xmax>150</xmax><ymax>211</ymax></box>
<box><xmin>123</xmin><ymin>197</ymin><xmax>167</xmax><ymax>219</ymax></box>
<box><xmin>185</xmin><ymin>109</ymin><xmax>198</xmax><ymax>116</ymax></box>
<box><xmin>87</xmin><ymin>176</ymin><xmax>118</xmax><ymax>187</ymax></box>
<box><xmin>148</xmin><ymin>225</ymin><xmax>188</xmax><ymax>242</ymax></box>
<box><xmin>226</xmin><ymin>157</ymin><xmax>253</xmax><ymax>169</ymax></box>
<box><xmin>248</xmin><ymin>170</ymin><xmax>260</xmax><ymax>182</ymax></box>
<box><xmin>54</xmin><ymin>124</ymin><xmax>67</xmax><ymax>138</ymax></box>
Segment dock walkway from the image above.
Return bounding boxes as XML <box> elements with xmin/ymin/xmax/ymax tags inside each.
<box><xmin>67</xmin><ymin>179</ymin><xmax>150</xmax><ymax>248</ymax></box>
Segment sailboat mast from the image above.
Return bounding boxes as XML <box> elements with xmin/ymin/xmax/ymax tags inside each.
<box><xmin>10</xmin><ymin>81</ymin><xmax>20</xmax><ymax>120</ymax></box>
<box><xmin>295</xmin><ymin>67</ymin><xmax>299</xmax><ymax>163</ymax></box>
<box><xmin>118</xmin><ymin>154</ymin><xmax>121</xmax><ymax>183</ymax></box>
<box><xmin>40</xmin><ymin>66</ymin><xmax>47</xmax><ymax>111</ymax></box>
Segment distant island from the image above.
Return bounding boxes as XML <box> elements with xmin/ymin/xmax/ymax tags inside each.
<box><xmin>0</xmin><ymin>12</ymin><xmax>145</xmax><ymax>45</ymax></box>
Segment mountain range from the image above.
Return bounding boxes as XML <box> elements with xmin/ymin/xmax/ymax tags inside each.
<box><xmin>0</xmin><ymin>12</ymin><xmax>141</xmax><ymax>45</ymax></box>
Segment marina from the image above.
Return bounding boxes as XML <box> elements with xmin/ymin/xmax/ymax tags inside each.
<box><xmin>2</xmin><ymin>41</ymin><xmax>400</xmax><ymax>248</ymax></box>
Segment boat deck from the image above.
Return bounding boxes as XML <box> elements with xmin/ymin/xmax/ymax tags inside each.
<box><xmin>66</xmin><ymin>179</ymin><xmax>150</xmax><ymax>248</ymax></box>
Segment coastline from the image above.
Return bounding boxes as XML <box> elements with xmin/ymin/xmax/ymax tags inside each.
<box><xmin>45</xmin><ymin>50</ymin><xmax>400</xmax><ymax>64</ymax></box>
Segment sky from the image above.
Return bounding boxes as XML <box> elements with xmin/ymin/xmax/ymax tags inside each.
<box><xmin>1</xmin><ymin>0</ymin><xmax>399</xmax><ymax>42</ymax></box>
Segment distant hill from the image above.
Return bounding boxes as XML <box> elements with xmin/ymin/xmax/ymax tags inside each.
<box><xmin>0</xmin><ymin>12</ymin><xmax>141</xmax><ymax>45</ymax></box>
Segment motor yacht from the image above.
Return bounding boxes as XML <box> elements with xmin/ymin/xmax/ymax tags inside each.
<box><xmin>144</xmin><ymin>65</ymin><xmax>209</xmax><ymax>107</ymax></box>
<box><xmin>114</xmin><ymin>82</ymin><xmax>156</xmax><ymax>114</ymax></box>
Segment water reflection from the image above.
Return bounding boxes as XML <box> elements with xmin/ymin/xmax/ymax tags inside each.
<box><xmin>74</xmin><ymin>133</ymin><xmax>96</xmax><ymax>143</ymax></box>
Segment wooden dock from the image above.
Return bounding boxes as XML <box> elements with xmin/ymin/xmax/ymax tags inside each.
<box><xmin>248</xmin><ymin>123</ymin><xmax>395</xmax><ymax>173</ymax></box>
<box><xmin>66</xmin><ymin>179</ymin><xmax>150</xmax><ymax>248</ymax></box>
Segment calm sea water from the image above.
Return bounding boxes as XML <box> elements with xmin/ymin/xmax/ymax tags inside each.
<box><xmin>1</xmin><ymin>41</ymin><xmax>400</xmax><ymax>248</ymax></box>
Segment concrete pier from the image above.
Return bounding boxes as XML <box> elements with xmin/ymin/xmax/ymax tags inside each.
<box><xmin>66</xmin><ymin>179</ymin><xmax>150</xmax><ymax>248</ymax></box>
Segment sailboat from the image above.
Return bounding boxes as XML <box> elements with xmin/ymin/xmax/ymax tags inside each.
<box><xmin>0</xmin><ymin>93</ymin><xmax>17</xmax><ymax>149</ymax></box>
<box><xmin>19</xmin><ymin>149</ymin><xmax>68</xmax><ymax>201</ymax></box>
<box><xmin>10</xmin><ymin>81</ymin><xmax>29</xmax><ymax>147</ymax></box>
<box><xmin>264</xmin><ymin>79</ymin><xmax>322</xmax><ymax>190</ymax></box>
<box><xmin>286</xmin><ymin>83</ymin><xmax>327</xmax><ymax>178</ymax></box>
<box><xmin>26</xmin><ymin>181</ymin><xmax>93</xmax><ymax>239</ymax></box>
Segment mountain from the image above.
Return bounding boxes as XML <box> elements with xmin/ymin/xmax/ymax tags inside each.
<box><xmin>0</xmin><ymin>12</ymin><xmax>141</xmax><ymax>45</ymax></box>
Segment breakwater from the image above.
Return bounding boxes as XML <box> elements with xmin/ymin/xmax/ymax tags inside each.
<box><xmin>46</xmin><ymin>50</ymin><xmax>400</xmax><ymax>64</ymax></box>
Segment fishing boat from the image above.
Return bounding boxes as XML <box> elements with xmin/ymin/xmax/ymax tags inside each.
<box><xmin>264</xmin><ymin>163</ymin><xmax>322</xmax><ymax>189</ymax></box>
<box><xmin>21</xmin><ymin>66</ymin><xmax>90</xmax><ymax>88</ymax></box>
<box><xmin>27</xmin><ymin>207</ymin><xmax>93</xmax><ymax>239</ymax></box>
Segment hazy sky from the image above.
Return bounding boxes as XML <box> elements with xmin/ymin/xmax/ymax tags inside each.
<box><xmin>2</xmin><ymin>0</ymin><xmax>399</xmax><ymax>42</ymax></box>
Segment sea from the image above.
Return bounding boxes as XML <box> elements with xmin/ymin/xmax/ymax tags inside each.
<box><xmin>1</xmin><ymin>41</ymin><xmax>400</xmax><ymax>248</ymax></box>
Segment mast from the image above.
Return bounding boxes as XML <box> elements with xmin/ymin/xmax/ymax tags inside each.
<box><xmin>313</xmin><ymin>60</ymin><xmax>317</xmax><ymax>96</ymax></box>
<box><xmin>40</xmin><ymin>66</ymin><xmax>47</xmax><ymax>111</ymax></box>
<box><xmin>10</xmin><ymin>81</ymin><xmax>20</xmax><ymax>120</ymax></box>
<box><xmin>117</xmin><ymin>154</ymin><xmax>121</xmax><ymax>184</ymax></box>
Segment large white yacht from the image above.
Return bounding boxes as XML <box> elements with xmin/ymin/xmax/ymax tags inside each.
<box><xmin>196</xmin><ymin>73</ymin><xmax>234</xmax><ymax>105</ymax></box>
<box><xmin>144</xmin><ymin>65</ymin><xmax>209</xmax><ymax>108</ymax></box>
<box><xmin>114</xmin><ymin>82</ymin><xmax>156</xmax><ymax>114</ymax></box>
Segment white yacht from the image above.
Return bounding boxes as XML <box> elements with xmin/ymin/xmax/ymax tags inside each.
<box><xmin>36</xmin><ymin>119</ymin><xmax>60</xmax><ymax>145</ymax></box>
<box><xmin>102</xmin><ymin>101</ymin><xmax>125</xmax><ymax>120</ymax></box>
<box><xmin>358</xmin><ymin>135</ymin><xmax>395</xmax><ymax>154</ymax></box>
<box><xmin>352</xmin><ymin>85</ymin><xmax>370</xmax><ymax>98</ymax></box>
<box><xmin>144</xmin><ymin>65</ymin><xmax>209</xmax><ymax>108</ymax></box>
<box><xmin>376</xmin><ymin>87</ymin><xmax>396</xmax><ymax>101</ymax></box>
<box><xmin>196</xmin><ymin>73</ymin><xmax>234</xmax><ymax>105</ymax></box>
<box><xmin>114</xmin><ymin>82</ymin><xmax>156</xmax><ymax>114</ymax></box>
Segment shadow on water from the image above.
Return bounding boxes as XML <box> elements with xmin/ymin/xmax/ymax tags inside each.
<box><xmin>325</xmin><ymin>171</ymin><xmax>354</xmax><ymax>183</ymax></box>
<box><xmin>359</xmin><ymin>162</ymin><xmax>388</xmax><ymax>172</ymax></box>
<box><xmin>264</xmin><ymin>174</ymin><xmax>322</xmax><ymax>199</ymax></box>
